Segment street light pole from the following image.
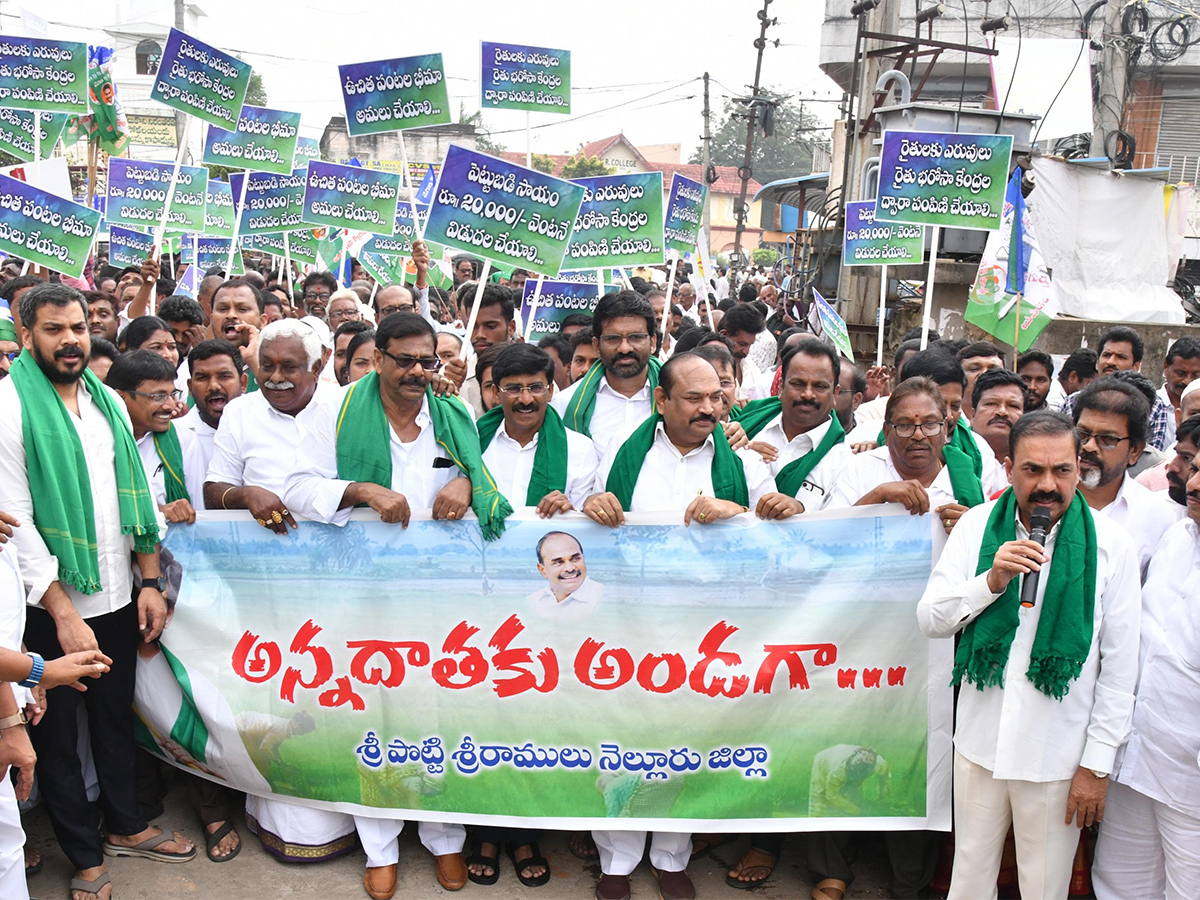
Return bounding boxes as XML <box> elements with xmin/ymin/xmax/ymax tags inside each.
<box><xmin>732</xmin><ymin>0</ymin><xmax>775</xmax><ymax>263</ymax></box>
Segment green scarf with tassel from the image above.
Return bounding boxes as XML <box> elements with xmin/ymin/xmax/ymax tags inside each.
<box><xmin>476</xmin><ymin>405</ymin><xmax>568</xmax><ymax>506</ymax></box>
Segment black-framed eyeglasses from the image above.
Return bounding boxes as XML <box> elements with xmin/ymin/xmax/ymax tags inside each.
<box><xmin>303</xmin><ymin>291</ymin><xmax>332</xmax><ymax>302</ymax></box>
<box><xmin>599</xmin><ymin>333</ymin><xmax>651</xmax><ymax>348</ymax></box>
<box><xmin>127</xmin><ymin>388</ymin><xmax>183</xmax><ymax>405</ymax></box>
<box><xmin>1076</xmin><ymin>428</ymin><xmax>1130</xmax><ymax>451</ymax></box>
<box><xmin>378</xmin><ymin>348</ymin><xmax>442</xmax><ymax>371</ymax></box>
<box><xmin>887</xmin><ymin>420</ymin><xmax>945</xmax><ymax>438</ymax></box>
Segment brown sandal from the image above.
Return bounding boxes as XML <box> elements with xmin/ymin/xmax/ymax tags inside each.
<box><xmin>725</xmin><ymin>847</ymin><xmax>776</xmax><ymax>890</ymax></box>
<box><xmin>813</xmin><ymin>877</ymin><xmax>847</xmax><ymax>900</ymax></box>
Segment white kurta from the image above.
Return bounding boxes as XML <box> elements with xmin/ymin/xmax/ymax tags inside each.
<box><xmin>176</xmin><ymin>405</ymin><xmax>217</xmax><ymax>511</ymax></box>
<box><xmin>552</xmin><ymin>372</ymin><xmax>654</xmax><ymax>460</ymax></box>
<box><xmin>750</xmin><ymin>413</ymin><xmax>850</xmax><ymax>512</ymax></box>
<box><xmin>0</xmin><ymin>546</ymin><xmax>28</xmax><ymax>900</ymax></box>
<box><xmin>1090</xmin><ymin>473</ymin><xmax>1179</xmax><ymax>581</ymax></box>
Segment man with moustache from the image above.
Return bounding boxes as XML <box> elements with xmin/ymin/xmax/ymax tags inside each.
<box><xmin>970</xmin><ymin>369</ymin><xmax>1028</xmax><ymax>465</ymax></box>
<box><xmin>1071</xmin><ymin>377</ymin><xmax>1177</xmax><ymax>579</ymax></box>
<box><xmin>478</xmin><ymin>344</ymin><xmax>598</xmax><ymax>517</ymax></box>
<box><xmin>1017</xmin><ymin>350</ymin><xmax>1055</xmax><ymax>412</ymax></box>
<box><xmin>178</xmin><ymin>341</ymin><xmax>246</xmax><ymax>509</ymax></box>
<box><xmin>85</xmin><ymin>291</ymin><xmax>119</xmax><ymax>344</ymax></box>
<box><xmin>919</xmin><ymin>411</ymin><xmax>1141</xmax><ymax>900</ymax></box>
<box><xmin>1157</xmin><ymin>336</ymin><xmax>1200</xmax><ymax>446</ymax></box>
<box><xmin>1092</xmin><ymin>442</ymin><xmax>1200</xmax><ymax>899</ymax></box>
<box><xmin>209</xmin><ymin>279</ymin><xmax>264</xmax><ymax>389</ymax></box>
<box><xmin>284</xmin><ymin>311</ymin><xmax>510</xmax><ymax>897</ymax></box>
<box><xmin>0</xmin><ymin>283</ymin><xmax>191</xmax><ymax>900</ymax></box>
<box><xmin>526</xmin><ymin>531</ymin><xmax>604</xmax><ymax>611</ymax></box>
<box><xmin>1159</xmin><ymin>416</ymin><xmax>1200</xmax><ymax>513</ymax></box>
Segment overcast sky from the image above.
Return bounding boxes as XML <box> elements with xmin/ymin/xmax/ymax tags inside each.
<box><xmin>22</xmin><ymin>0</ymin><xmax>843</xmax><ymax>160</ymax></box>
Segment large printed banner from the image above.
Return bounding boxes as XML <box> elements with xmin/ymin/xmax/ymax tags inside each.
<box><xmin>566</xmin><ymin>172</ymin><xmax>664</xmax><ymax>270</ymax></box>
<box><xmin>203</xmin><ymin>105</ymin><xmax>302</xmax><ymax>175</ymax></box>
<box><xmin>875</xmin><ymin>130</ymin><xmax>1014</xmax><ymax>232</ymax></box>
<box><xmin>106</xmin><ymin>158</ymin><xmax>209</xmax><ymax>232</ymax></box>
<box><xmin>425</xmin><ymin>146</ymin><xmax>585</xmax><ymax>278</ymax></box>
<box><xmin>339</xmin><ymin>54</ymin><xmax>451</xmax><ymax>137</ymax></box>
<box><xmin>152</xmin><ymin>28</ymin><xmax>252</xmax><ymax>129</ymax></box>
<box><xmin>0</xmin><ymin>173</ymin><xmax>100</xmax><ymax>278</ymax></box>
<box><xmin>664</xmin><ymin>173</ymin><xmax>707</xmax><ymax>256</ymax></box>
<box><xmin>481</xmin><ymin>42</ymin><xmax>570</xmax><ymax>113</ymax></box>
<box><xmin>141</xmin><ymin>509</ymin><xmax>951</xmax><ymax>831</ymax></box>
<box><xmin>0</xmin><ymin>109</ymin><xmax>68</xmax><ymax>162</ymax></box>
<box><xmin>0</xmin><ymin>38</ymin><xmax>88</xmax><ymax>114</ymax></box>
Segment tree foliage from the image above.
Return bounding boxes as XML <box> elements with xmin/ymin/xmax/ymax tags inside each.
<box><xmin>560</xmin><ymin>153</ymin><xmax>613</xmax><ymax>179</ymax></box>
<box><xmin>530</xmin><ymin>153</ymin><xmax>555</xmax><ymax>174</ymax></box>
<box><xmin>751</xmin><ymin>247</ymin><xmax>779</xmax><ymax>266</ymax></box>
<box><xmin>458</xmin><ymin>103</ymin><xmax>506</xmax><ymax>155</ymax></box>
<box><xmin>691</xmin><ymin>89</ymin><xmax>829</xmax><ymax>185</ymax></box>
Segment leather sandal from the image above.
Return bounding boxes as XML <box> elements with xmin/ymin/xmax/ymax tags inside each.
<box><xmin>726</xmin><ymin>847</ymin><xmax>776</xmax><ymax>889</ymax></box>
<box><xmin>813</xmin><ymin>877</ymin><xmax>848</xmax><ymax>900</ymax></box>
<box><xmin>435</xmin><ymin>851</ymin><xmax>468</xmax><ymax>891</ymax></box>
<box><xmin>364</xmin><ymin>863</ymin><xmax>397</xmax><ymax>900</ymax></box>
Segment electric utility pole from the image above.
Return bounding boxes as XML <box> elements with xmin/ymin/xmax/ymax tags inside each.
<box><xmin>733</xmin><ymin>0</ymin><xmax>776</xmax><ymax>262</ymax></box>
<box><xmin>174</xmin><ymin>0</ymin><xmax>186</xmax><ymax>156</ymax></box>
<box><xmin>701</xmin><ymin>72</ymin><xmax>712</xmax><ymax>247</ymax></box>
<box><xmin>1091</xmin><ymin>0</ymin><xmax>1127</xmax><ymax>164</ymax></box>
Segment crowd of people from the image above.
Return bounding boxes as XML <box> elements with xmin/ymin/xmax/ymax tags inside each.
<box><xmin>0</xmin><ymin>239</ymin><xmax>1197</xmax><ymax>900</ymax></box>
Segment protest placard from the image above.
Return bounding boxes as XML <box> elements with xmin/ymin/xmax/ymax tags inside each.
<box><xmin>812</xmin><ymin>289</ymin><xmax>855</xmax><ymax>361</ymax></box>
<box><xmin>424</xmin><ymin>146</ymin><xmax>585</xmax><ymax>277</ymax></box>
<box><xmin>480</xmin><ymin>42</ymin><xmax>570</xmax><ymax>113</ymax></box>
<box><xmin>152</xmin><ymin>28</ymin><xmax>252</xmax><ymax>129</ymax></box>
<box><xmin>229</xmin><ymin>168</ymin><xmax>308</xmax><ymax>235</ymax></box>
<box><xmin>564</xmin><ymin>172</ymin><xmax>664</xmax><ymax>270</ymax></box>
<box><xmin>0</xmin><ymin>173</ymin><xmax>100</xmax><ymax>278</ymax></box>
<box><xmin>107</xmin><ymin>224</ymin><xmax>160</xmax><ymax>268</ymax></box>
<box><xmin>302</xmin><ymin>160</ymin><xmax>401</xmax><ymax>234</ymax></box>
<box><xmin>143</xmin><ymin>508</ymin><xmax>950</xmax><ymax>831</ymax></box>
<box><xmin>558</xmin><ymin>268</ymin><xmax>621</xmax><ymax>285</ymax></box>
<box><xmin>664</xmin><ymin>172</ymin><xmax>707</xmax><ymax>257</ymax></box>
<box><xmin>202</xmin><ymin>105</ymin><xmax>302</xmax><ymax>175</ymax></box>
<box><xmin>0</xmin><ymin>38</ymin><xmax>88</xmax><ymax>114</ymax></box>
<box><xmin>0</xmin><ymin>108</ymin><xmax>67</xmax><ymax>162</ymax></box>
<box><xmin>843</xmin><ymin>200</ymin><xmax>923</xmax><ymax>266</ymax></box>
<box><xmin>360</xmin><ymin>203</ymin><xmax>420</xmax><ymax>256</ymax></box>
<box><xmin>203</xmin><ymin>179</ymin><xmax>236</xmax><ymax>238</ymax></box>
<box><xmin>358</xmin><ymin>249</ymin><xmax>409</xmax><ymax>286</ymax></box>
<box><xmin>182</xmin><ymin>235</ymin><xmax>244</xmax><ymax>274</ymax></box>
<box><xmin>875</xmin><ymin>130</ymin><xmax>1013</xmax><ymax>231</ymax></box>
<box><xmin>174</xmin><ymin>264</ymin><xmax>199</xmax><ymax>297</ymax></box>
<box><xmin>293</xmin><ymin>135</ymin><xmax>320</xmax><ymax>167</ymax></box>
<box><xmin>106</xmin><ymin>158</ymin><xmax>209</xmax><ymax>232</ymax></box>
<box><xmin>339</xmin><ymin>54</ymin><xmax>451</xmax><ymax>137</ymax></box>
<box><xmin>520</xmin><ymin>279</ymin><xmax>608</xmax><ymax>337</ymax></box>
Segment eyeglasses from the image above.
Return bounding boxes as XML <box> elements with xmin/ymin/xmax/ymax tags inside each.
<box><xmin>599</xmin><ymin>333</ymin><xmax>651</xmax><ymax>348</ymax></box>
<box><xmin>328</xmin><ymin>307</ymin><xmax>358</xmax><ymax>322</ymax></box>
<box><xmin>303</xmin><ymin>291</ymin><xmax>331</xmax><ymax>302</ymax></box>
<box><xmin>498</xmin><ymin>382</ymin><xmax>549</xmax><ymax>398</ymax></box>
<box><xmin>1076</xmin><ymin>428</ymin><xmax>1130</xmax><ymax>451</ymax></box>
<box><xmin>887</xmin><ymin>420</ymin><xmax>945</xmax><ymax>438</ymax></box>
<box><xmin>127</xmin><ymin>388</ymin><xmax>183</xmax><ymax>405</ymax></box>
<box><xmin>378</xmin><ymin>348</ymin><xmax>442</xmax><ymax>371</ymax></box>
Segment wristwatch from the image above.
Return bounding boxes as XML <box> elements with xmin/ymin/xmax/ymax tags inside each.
<box><xmin>0</xmin><ymin>711</ymin><xmax>26</xmax><ymax>729</ymax></box>
<box><xmin>19</xmin><ymin>652</ymin><xmax>43</xmax><ymax>688</ymax></box>
<box><xmin>143</xmin><ymin>575</ymin><xmax>167</xmax><ymax>592</ymax></box>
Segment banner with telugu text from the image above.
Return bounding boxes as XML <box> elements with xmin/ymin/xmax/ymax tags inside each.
<box><xmin>140</xmin><ymin>507</ymin><xmax>951</xmax><ymax>832</ymax></box>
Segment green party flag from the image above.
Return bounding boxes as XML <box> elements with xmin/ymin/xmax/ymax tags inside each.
<box><xmin>954</xmin><ymin>488</ymin><xmax>1097</xmax><ymax>700</ymax></box>
<box><xmin>563</xmin><ymin>357</ymin><xmax>661</xmax><ymax>438</ymax></box>
<box><xmin>605</xmin><ymin>414</ymin><xmax>748</xmax><ymax>511</ymax></box>
<box><xmin>9</xmin><ymin>354</ymin><xmax>159</xmax><ymax>593</ymax></box>
<box><xmin>476</xmin><ymin>405</ymin><xmax>568</xmax><ymax>506</ymax></box>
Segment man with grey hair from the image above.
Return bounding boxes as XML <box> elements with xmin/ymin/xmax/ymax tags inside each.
<box><xmin>201</xmin><ymin>318</ymin><xmax>355</xmax><ymax>862</ymax></box>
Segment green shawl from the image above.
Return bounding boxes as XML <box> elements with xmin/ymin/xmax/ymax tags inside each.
<box><xmin>733</xmin><ymin>397</ymin><xmax>845</xmax><ymax>498</ymax></box>
<box><xmin>606</xmin><ymin>414</ymin><xmax>749</xmax><ymax>511</ymax></box>
<box><xmin>153</xmin><ymin>424</ymin><xmax>190</xmax><ymax>504</ymax></box>
<box><xmin>953</xmin><ymin>488</ymin><xmax>1097</xmax><ymax>700</ymax></box>
<box><xmin>877</xmin><ymin>418</ymin><xmax>986</xmax><ymax>508</ymax></box>
<box><xmin>562</xmin><ymin>356</ymin><xmax>662</xmax><ymax>438</ymax></box>
<box><xmin>334</xmin><ymin>373</ymin><xmax>513</xmax><ymax>540</ymax></box>
<box><xmin>9</xmin><ymin>352</ymin><xmax>159</xmax><ymax>594</ymax></box>
<box><xmin>476</xmin><ymin>404</ymin><xmax>568</xmax><ymax>506</ymax></box>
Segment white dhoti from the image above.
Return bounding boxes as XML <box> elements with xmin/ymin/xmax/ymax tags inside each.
<box><xmin>0</xmin><ymin>777</ymin><xmax>27</xmax><ymax>900</ymax></box>
<box><xmin>245</xmin><ymin>794</ymin><xmax>356</xmax><ymax>862</ymax></box>
<box><xmin>948</xmin><ymin>752</ymin><xmax>1079</xmax><ymax>900</ymax></box>
<box><xmin>592</xmin><ymin>830</ymin><xmax>691</xmax><ymax>876</ymax></box>
<box><xmin>1093</xmin><ymin>779</ymin><xmax>1200</xmax><ymax>900</ymax></box>
<box><xmin>354</xmin><ymin>816</ymin><xmax>465</xmax><ymax>868</ymax></box>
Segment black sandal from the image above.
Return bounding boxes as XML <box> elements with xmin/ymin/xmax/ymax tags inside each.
<box><xmin>204</xmin><ymin>820</ymin><xmax>242</xmax><ymax>863</ymax></box>
<box><xmin>568</xmin><ymin>831</ymin><xmax>598</xmax><ymax>861</ymax></box>
<box><xmin>507</xmin><ymin>841</ymin><xmax>551</xmax><ymax>888</ymax></box>
<box><xmin>466</xmin><ymin>841</ymin><xmax>500</xmax><ymax>885</ymax></box>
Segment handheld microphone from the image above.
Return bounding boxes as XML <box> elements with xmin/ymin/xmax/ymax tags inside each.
<box><xmin>1019</xmin><ymin>505</ymin><xmax>1053</xmax><ymax>609</ymax></box>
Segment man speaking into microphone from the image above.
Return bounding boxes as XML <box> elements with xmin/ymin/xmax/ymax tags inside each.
<box><xmin>918</xmin><ymin>411</ymin><xmax>1141</xmax><ymax>900</ymax></box>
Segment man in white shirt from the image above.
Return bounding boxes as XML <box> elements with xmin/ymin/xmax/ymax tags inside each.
<box><xmin>735</xmin><ymin>338</ymin><xmax>850</xmax><ymax>514</ymax></box>
<box><xmin>0</xmin><ymin>283</ymin><xmax>192</xmax><ymax>900</ymax></box>
<box><xmin>179</xmin><ymin>340</ymin><xmax>248</xmax><ymax>510</ymax></box>
<box><xmin>553</xmin><ymin>292</ymin><xmax>660</xmax><ymax>460</ymax></box>
<box><xmin>717</xmin><ymin>304</ymin><xmax>763</xmax><ymax>402</ymax></box>
<box><xmin>525</xmin><ymin>531</ymin><xmax>604</xmax><ymax>613</ymax></box>
<box><xmin>480</xmin><ymin>344</ymin><xmax>598</xmax><ymax>515</ymax></box>
<box><xmin>918</xmin><ymin>410</ymin><xmax>1141</xmax><ymax>900</ymax></box>
<box><xmin>1072</xmin><ymin>377</ymin><xmax>1178</xmax><ymax>579</ymax></box>
<box><xmin>1157</xmin><ymin>336</ymin><xmax>1200</xmax><ymax>448</ymax></box>
<box><xmin>970</xmin><ymin>369</ymin><xmax>1029</xmax><ymax>465</ymax></box>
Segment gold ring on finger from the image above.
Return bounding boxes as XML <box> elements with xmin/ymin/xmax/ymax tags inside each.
<box><xmin>271</xmin><ymin>511</ymin><xmax>283</xmax><ymax>524</ymax></box>
<box><xmin>255</xmin><ymin>518</ymin><xmax>267</xmax><ymax>527</ymax></box>
<box><xmin>699</xmin><ymin>512</ymin><xmax>707</xmax><ymax>520</ymax></box>
<box><xmin>448</xmin><ymin>511</ymin><xmax>456</xmax><ymax>519</ymax></box>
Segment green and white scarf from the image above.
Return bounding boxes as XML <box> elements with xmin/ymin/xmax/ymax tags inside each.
<box><xmin>476</xmin><ymin>404</ymin><xmax>568</xmax><ymax>506</ymax></box>
<box><xmin>9</xmin><ymin>352</ymin><xmax>159</xmax><ymax>593</ymax></box>
<box><xmin>734</xmin><ymin>397</ymin><xmax>845</xmax><ymax>498</ymax></box>
<box><xmin>153</xmin><ymin>424</ymin><xmax>190</xmax><ymax>504</ymax></box>
<box><xmin>953</xmin><ymin>488</ymin><xmax>1097</xmax><ymax>700</ymax></box>
<box><xmin>563</xmin><ymin>357</ymin><xmax>662</xmax><ymax>438</ymax></box>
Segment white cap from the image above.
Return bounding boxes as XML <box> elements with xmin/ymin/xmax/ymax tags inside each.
<box><xmin>300</xmin><ymin>315</ymin><xmax>333</xmax><ymax>350</ymax></box>
<box><xmin>1182</xmin><ymin>379</ymin><xmax>1200</xmax><ymax>404</ymax></box>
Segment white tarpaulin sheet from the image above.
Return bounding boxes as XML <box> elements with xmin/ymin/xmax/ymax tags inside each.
<box><xmin>1030</xmin><ymin>158</ymin><xmax>1185</xmax><ymax>323</ymax></box>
